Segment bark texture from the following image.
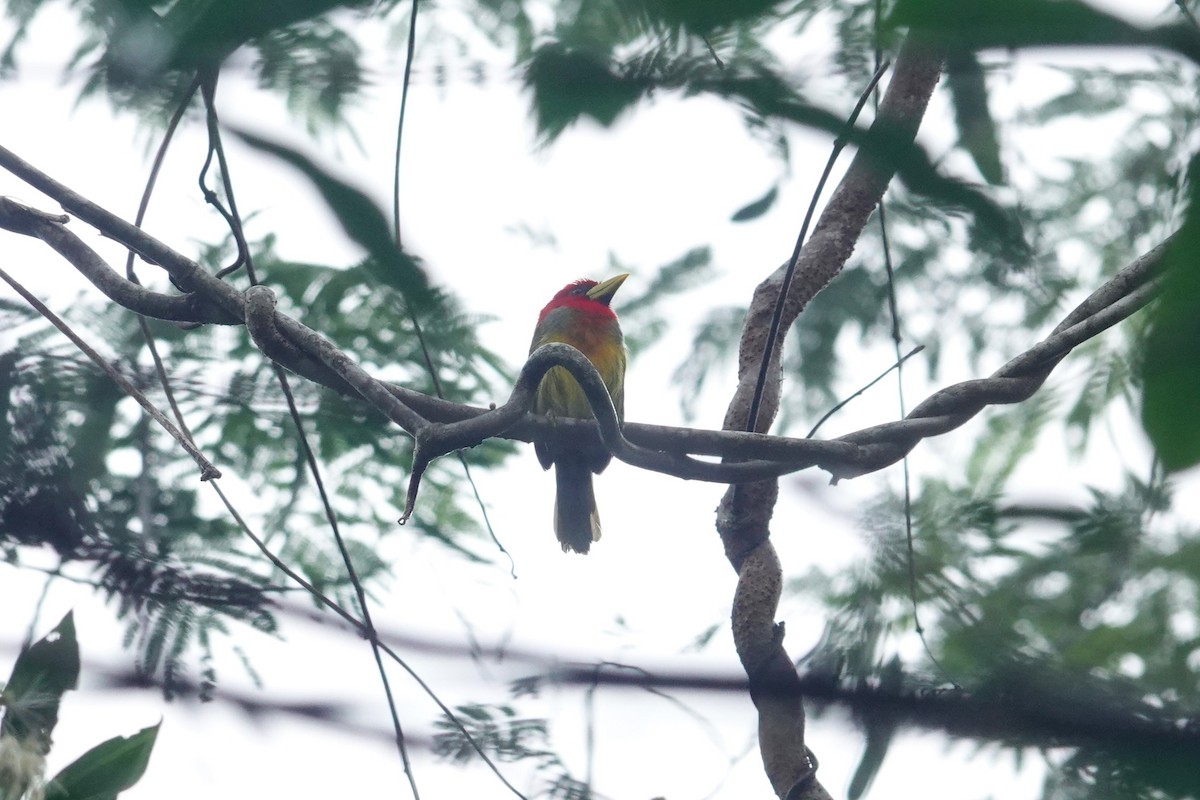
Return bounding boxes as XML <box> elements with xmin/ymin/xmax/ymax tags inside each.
<box><xmin>717</xmin><ymin>36</ymin><xmax>946</xmax><ymax>799</ymax></box>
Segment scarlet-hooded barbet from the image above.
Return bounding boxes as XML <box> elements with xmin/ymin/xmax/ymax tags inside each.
<box><xmin>529</xmin><ymin>274</ymin><xmax>628</xmax><ymax>554</ymax></box>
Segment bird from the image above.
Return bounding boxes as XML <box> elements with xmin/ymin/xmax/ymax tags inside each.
<box><xmin>529</xmin><ymin>274</ymin><xmax>628</xmax><ymax>554</ymax></box>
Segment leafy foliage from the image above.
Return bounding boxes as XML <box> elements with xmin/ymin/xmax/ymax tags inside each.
<box><xmin>1</xmin><ymin>614</ymin><xmax>160</xmax><ymax>800</ymax></box>
<box><xmin>2</xmin><ymin>0</ymin><xmax>374</xmax><ymax>127</ymax></box>
<box><xmin>730</xmin><ymin>183</ymin><xmax>779</xmax><ymax>222</ymax></box>
<box><xmin>252</xmin><ymin>19</ymin><xmax>365</xmax><ymax>132</ymax></box>
<box><xmin>433</xmin><ymin>703</ymin><xmax>589</xmax><ymax>798</ymax></box>
<box><xmin>1</xmin><ymin>212</ymin><xmax>513</xmax><ymax>689</ymax></box>
<box><xmin>44</xmin><ymin>724</ymin><xmax>160</xmax><ymax>800</ymax></box>
<box><xmin>945</xmin><ymin>49</ymin><xmax>1004</xmax><ymax>185</ymax></box>
<box><xmin>0</xmin><ymin>333</ymin><xmax>278</xmax><ymax>697</ymax></box>
<box><xmin>1</xmin><ymin>614</ymin><xmax>79</xmax><ymax>753</ymax></box>
<box><xmin>230</xmin><ymin>131</ymin><xmax>436</xmax><ymax>312</ymax></box>
<box><xmin>793</xmin><ymin>439</ymin><xmax>1200</xmax><ymax>796</ymax></box>
<box><xmin>888</xmin><ymin>0</ymin><xmax>1200</xmax><ymax>64</ymax></box>
<box><xmin>1142</xmin><ymin>157</ymin><xmax>1200</xmax><ymax>471</ymax></box>
<box><xmin>523</xmin><ymin>42</ymin><xmax>649</xmax><ymax>140</ymax></box>
<box><xmin>615</xmin><ymin>245</ymin><xmax>715</xmax><ymax>355</ymax></box>
<box><xmin>672</xmin><ymin>304</ymin><xmax>744</xmax><ymax>422</ymax></box>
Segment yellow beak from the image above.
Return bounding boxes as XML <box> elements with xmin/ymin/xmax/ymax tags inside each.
<box><xmin>586</xmin><ymin>273</ymin><xmax>629</xmax><ymax>305</ymax></box>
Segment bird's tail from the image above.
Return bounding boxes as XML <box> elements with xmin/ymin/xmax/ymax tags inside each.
<box><xmin>553</xmin><ymin>458</ymin><xmax>602</xmax><ymax>554</ymax></box>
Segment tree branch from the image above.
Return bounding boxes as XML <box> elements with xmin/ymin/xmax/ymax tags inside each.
<box><xmin>551</xmin><ymin>664</ymin><xmax>1200</xmax><ymax>760</ymax></box>
<box><xmin>0</xmin><ymin>142</ymin><xmax>1165</xmax><ymax>490</ymax></box>
<box><xmin>716</xmin><ymin>35</ymin><xmax>947</xmax><ymax>800</ymax></box>
<box><xmin>0</xmin><ymin>198</ymin><xmax>239</xmax><ymax>325</ymax></box>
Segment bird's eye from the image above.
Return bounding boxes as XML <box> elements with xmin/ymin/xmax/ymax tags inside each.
<box><xmin>572</xmin><ymin>284</ymin><xmax>590</xmax><ymax>296</ymax></box>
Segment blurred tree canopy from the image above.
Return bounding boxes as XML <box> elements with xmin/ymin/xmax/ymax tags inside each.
<box><xmin>2</xmin><ymin>1</ymin><xmax>1200</xmax><ymax>799</ymax></box>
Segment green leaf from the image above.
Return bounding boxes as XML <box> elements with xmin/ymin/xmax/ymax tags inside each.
<box><xmin>1142</xmin><ymin>190</ymin><xmax>1200</xmax><ymax>470</ymax></box>
<box><xmin>889</xmin><ymin>0</ymin><xmax>1145</xmax><ymax>49</ymax></box>
<box><xmin>68</xmin><ymin>373</ymin><xmax>124</xmax><ymax>491</ymax></box>
<box><xmin>0</xmin><ymin>348</ymin><xmax>19</xmax><ymax>464</ymax></box>
<box><xmin>253</xmin><ymin>20</ymin><xmax>364</xmax><ymax>133</ymax></box>
<box><xmin>1</xmin><ymin>612</ymin><xmax>80</xmax><ymax>750</ymax></box>
<box><xmin>229</xmin><ymin>128</ymin><xmax>435</xmax><ymax>313</ymax></box>
<box><xmin>44</xmin><ymin>723</ymin><xmax>160</xmax><ymax>800</ymax></box>
<box><xmin>637</xmin><ymin>0</ymin><xmax>786</xmax><ymax>35</ymax></box>
<box><xmin>945</xmin><ymin>49</ymin><xmax>1003</xmax><ymax>185</ymax></box>
<box><xmin>523</xmin><ymin>43</ymin><xmax>645</xmax><ymax>141</ymax></box>
<box><xmin>161</xmin><ymin>0</ymin><xmax>369</xmax><ymax>69</ymax></box>
<box><xmin>848</xmin><ymin>657</ymin><xmax>903</xmax><ymax>800</ymax></box>
<box><xmin>888</xmin><ymin>0</ymin><xmax>1200</xmax><ymax>67</ymax></box>
<box><xmin>730</xmin><ymin>184</ymin><xmax>778</xmax><ymax>222</ymax></box>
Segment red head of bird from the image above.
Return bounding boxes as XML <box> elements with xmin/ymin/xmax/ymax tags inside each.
<box><xmin>529</xmin><ymin>274</ymin><xmax>628</xmax><ymax>554</ymax></box>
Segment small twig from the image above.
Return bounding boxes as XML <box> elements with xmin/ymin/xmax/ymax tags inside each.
<box><xmin>0</xmin><ymin>198</ymin><xmax>235</xmax><ymax>324</ymax></box>
<box><xmin>871</xmin><ymin>0</ymin><xmax>959</xmax><ymax>686</ymax></box>
<box><xmin>745</xmin><ymin>59</ymin><xmax>890</xmax><ymax>434</ymax></box>
<box><xmin>208</xmin><ymin>480</ymin><xmax>528</xmax><ymax>799</ymax></box>
<box><xmin>457</xmin><ymin>457</ymin><xmax>515</xmax><ymax>576</ymax></box>
<box><xmin>806</xmin><ymin>345</ymin><xmax>924</xmax><ymax>439</ymax></box>
<box><xmin>12</xmin><ymin>559</ymin><xmax>292</xmax><ymax>601</ymax></box>
<box><xmin>389</xmin><ymin>0</ymin><xmax>513</xmax><ymax>576</ymax></box>
<box><xmin>126</xmin><ymin>75</ymin><xmax>202</xmax><ymax>441</ymax></box>
<box><xmin>273</xmin><ymin>359</ymin><xmax>422</xmax><ymax>800</ymax></box>
<box><xmin>21</xmin><ymin>564</ymin><xmax>59</xmax><ymax>650</ymax></box>
<box><xmin>199</xmin><ymin>74</ymin><xmax>252</xmax><ymax>281</ymax></box>
<box><xmin>0</xmin><ymin>263</ymin><xmax>220</xmax><ymax>480</ymax></box>
<box><xmin>200</xmin><ymin>74</ymin><xmax>419</xmax><ymax>792</ymax></box>
<box><xmin>702</xmin><ymin>36</ymin><xmax>725</xmax><ymax>69</ymax></box>
<box><xmin>393</xmin><ymin>0</ymin><xmax>420</xmax><ymax>247</ymax></box>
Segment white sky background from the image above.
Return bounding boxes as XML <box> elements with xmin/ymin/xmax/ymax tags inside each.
<box><xmin>0</xmin><ymin>1</ymin><xmax>1188</xmax><ymax>798</ymax></box>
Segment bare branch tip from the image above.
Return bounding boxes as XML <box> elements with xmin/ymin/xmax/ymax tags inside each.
<box><xmin>0</xmin><ymin>195</ymin><xmax>70</xmax><ymax>228</ymax></box>
<box><xmin>782</xmin><ymin>747</ymin><xmax>820</xmax><ymax>800</ymax></box>
<box><xmin>400</xmin><ymin>458</ymin><xmax>427</xmax><ymax>525</ymax></box>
